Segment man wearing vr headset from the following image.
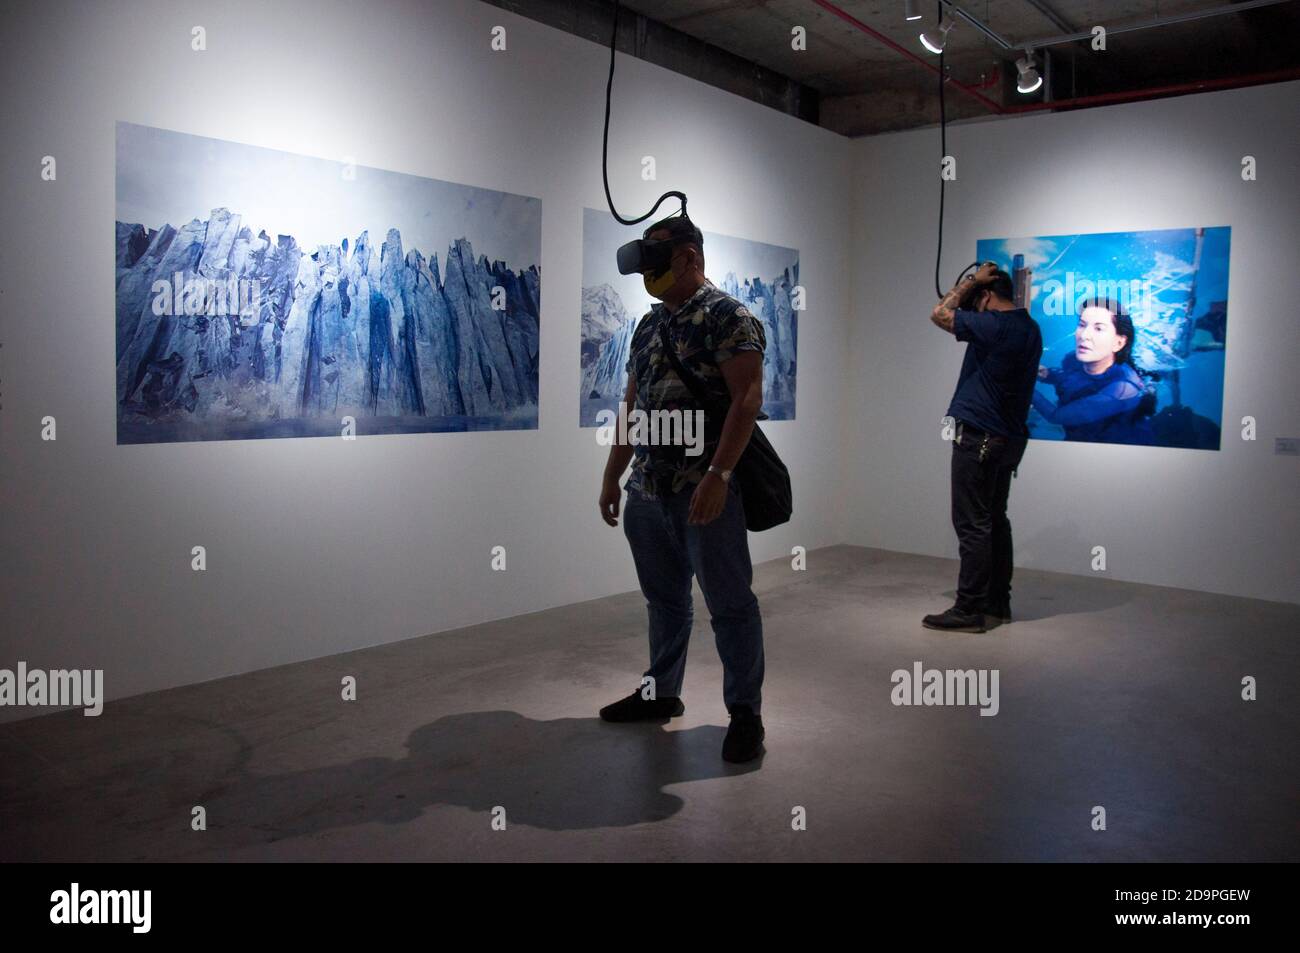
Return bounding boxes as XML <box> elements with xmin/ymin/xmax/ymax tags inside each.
<box><xmin>597</xmin><ymin>214</ymin><xmax>769</xmax><ymax>763</ymax></box>
<box><xmin>925</xmin><ymin>263</ymin><xmax>1042</xmax><ymax>634</ymax></box>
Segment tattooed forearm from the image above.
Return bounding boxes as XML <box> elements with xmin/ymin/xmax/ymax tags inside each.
<box><xmin>929</xmin><ymin>282</ymin><xmax>966</xmax><ymax>333</ymax></box>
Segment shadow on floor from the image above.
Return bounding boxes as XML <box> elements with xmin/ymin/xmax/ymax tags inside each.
<box><xmin>936</xmin><ymin>576</ymin><xmax>1132</xmax><ymax>624</ymax></box>
<box><xmin>201</xmin><ymin>711</ymin><xmax>757</xmax><ymax>844</ymax></box>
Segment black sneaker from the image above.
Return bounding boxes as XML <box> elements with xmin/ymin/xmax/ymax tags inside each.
<box><xmin>921</xmin><ymin>606</ymin><xmax>986</xmax><ymax>633</ymax></box>
<box><xmin>599</xmin><ymin>690</ymin><xmax>685</xmax><ymax>723</ymax></box>
<box><xmin>722</xmin><ymin>706</ymin><xmax>765</xmax><ymax>763</ymax></box>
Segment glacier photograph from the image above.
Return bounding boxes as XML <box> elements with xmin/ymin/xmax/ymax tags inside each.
<box><xmin>579</xmin><ymin>206</ymin><xmax>799</xmax><ymax>427</ymax></box>
<box><xmin>115</xmin><ymin>122</ymin><xmax>541</xmax><ymax>444</ymax></box>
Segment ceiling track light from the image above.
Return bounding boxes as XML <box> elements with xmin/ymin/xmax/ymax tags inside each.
<box><xmin>904</xmin><ymin>0</ymin><xmax>922</xmax><ymax>21</ymax></box>
<box><xmin>1015</xmin><ymin>50</ymin><xmax>1043</xmax><ymax>94</ymax></box>
<box><xmin>920</xmin><ymin>16</ymin><xmax>956</xmax><ymax>54</ymax></box>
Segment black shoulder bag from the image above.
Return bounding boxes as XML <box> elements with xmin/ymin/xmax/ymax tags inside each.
<box><xmin>656</xmin><ymin>317</ymin><xmax>792</xmax><ymax>531</ymax></box>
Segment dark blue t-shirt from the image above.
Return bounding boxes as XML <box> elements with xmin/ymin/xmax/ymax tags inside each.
<box><xmin>946</xmin><ymin>308</ymin><xmax>1042</xmax><ymax>439</ymax></box>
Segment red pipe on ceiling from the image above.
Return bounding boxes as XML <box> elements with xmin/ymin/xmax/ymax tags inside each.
<box><xmin>1001</xmin><ymin>66</ymin><xmax>1300</xmax><ymax>112</ymax></box>
<box><xmin>810</xmin><ymin>0</ymin><xmax>1300</xmax><ymax>119</ymax></box>
<box><xmin>806</xmin><ymin>0</ymin><xmax>1005</xmax><ymax>113</ymax></box>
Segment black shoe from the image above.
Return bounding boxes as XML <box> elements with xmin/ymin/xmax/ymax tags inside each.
<box><xmin>722</xmin><ymin>706</ymin><xmax>765</xmax><ymax>763</ymax></box>
<box><xmin>921</xmin><ymin>606</ymin><xmax>986</xmax><ymax>633</ymax></box>
<box><xmin>988</xmin><ymin>597</ymin><xmax>1012</xmax><ymax>624</ymax></box>
<box><xmin>599</xmin><ymin>690</ymin><xmax>685</xmax><ymax>723</ymax></box>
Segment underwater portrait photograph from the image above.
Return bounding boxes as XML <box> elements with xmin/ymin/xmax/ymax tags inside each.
<box><xmin>977</xmin><ymin>226</ymin><xmax>1230</xmax><ymax>451</ymax></box>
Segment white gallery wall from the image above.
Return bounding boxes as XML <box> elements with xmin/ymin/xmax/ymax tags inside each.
<box><xmin>843</xmin><ymin>81</ymin><xmax>1300</xmax><ymax>605</ymax></box>
<box><xmin>0</xmin><ymin>0</ymin><xmax>855</xmax><ymax>715</ymax></box>
<box><xmin>2</xmin><ymin>0</ymin><xmax>1295</xmax><ymax>721</ymax></box>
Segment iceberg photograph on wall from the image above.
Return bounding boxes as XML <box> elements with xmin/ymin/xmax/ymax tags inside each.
<box><xmin>977</xmin><ymin>226</ymin><xmax>1230</xmax><ymax>451</ymax></box>
<box><xmin>579</xmin><ymin>206</ymin><xmax>799</xmax><ymax>427</ymax></box>
<box><xmin>115</xmin><ymin>121</ymin><xmax>541</xmax><ymax>444</ymax></box>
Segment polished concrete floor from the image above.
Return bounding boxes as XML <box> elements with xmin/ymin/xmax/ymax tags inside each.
<box><xmin>2</xmin><ymin>545</ymin><xmax>1297</xmax><ymax>862</ymax></box>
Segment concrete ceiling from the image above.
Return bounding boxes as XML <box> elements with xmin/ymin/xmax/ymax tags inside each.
<box><xmin>484</xmin><ymin>0</ymin><xmax>1300</xmax><ymax>135</ymax></box>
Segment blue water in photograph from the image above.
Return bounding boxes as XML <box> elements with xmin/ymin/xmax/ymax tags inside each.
<box><xmin>115</xmin><ymin>122</ymin><xmax>541</xmax><ymax>444</ymax></box>
<box><xmin>579</xmin><ymin>207</ymin><xmax>799</xmax><ymax>427</ymax></box>
<box><xmin>977</xmin><ymin>226</ymin><xmax>1230</xmax><ymax>451</ymax></box>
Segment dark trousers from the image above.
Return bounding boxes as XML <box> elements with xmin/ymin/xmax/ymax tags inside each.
<box><xmin>622</xmin><ymin>479</ymin><xmax>764</xmax><ymax>713</ymax></box>
<box><xmin>950</xmin><ymin>422</ymin><xmax>1026</xmax><ymax>614</ymax></box>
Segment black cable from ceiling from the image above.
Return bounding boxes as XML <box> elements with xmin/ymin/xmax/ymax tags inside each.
<box><xmin>934</xmin><ymin>2</ymin><xmax>947</xmax><ymax>299</ymax></box>
<box><xmin>602</xmin><ymin>0</ymin><xmax>688</xmax><ymax>227</ymax></box>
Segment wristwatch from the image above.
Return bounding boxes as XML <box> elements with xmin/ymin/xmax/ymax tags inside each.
<box><xmin>707</xmin><ymin>465</ymin><xmax>732</xmax><ymax>483</ymax></box>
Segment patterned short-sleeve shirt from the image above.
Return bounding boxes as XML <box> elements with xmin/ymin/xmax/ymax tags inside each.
<box><xmin>623</xmin><ymin>278</ymin><xmax>767</xmax><ymax>499</ymax></box>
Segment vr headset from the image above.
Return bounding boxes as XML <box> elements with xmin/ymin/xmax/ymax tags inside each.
<box><xmin>616</xmin><ymin>219</ymin><xmax>703</xmax><ymax>276</ymax></box>
<box><xmin>616</xmin><ymin>237</ymin><xmax>674</xmax><ymax>276</ymax></box>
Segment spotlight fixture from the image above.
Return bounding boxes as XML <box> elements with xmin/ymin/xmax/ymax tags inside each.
<box><xmin>904</xmin><ymin>0</ymin><xmax>922</xmax><ymax>21</ymax></box>
<box><xmin>1015</xmin><ymin>51</ymin><xmax>1043</xmax><ymax>94</ymax></box>
<box><xmin>919</xmin><ymin>16</ymin><xmax>955</xmax><ymax>54</ymax></box>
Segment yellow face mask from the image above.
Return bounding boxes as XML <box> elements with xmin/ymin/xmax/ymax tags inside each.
<box><xmin>643</xmin><ymin>266</ymin><xmax>677</xmax><ymax>299</ymax></box>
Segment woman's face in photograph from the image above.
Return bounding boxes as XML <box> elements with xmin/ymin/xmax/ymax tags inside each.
<box><xmin>1076</xmin><ymin>306</ymin><xmax>1125</xmax><ymax>365</ymax></box>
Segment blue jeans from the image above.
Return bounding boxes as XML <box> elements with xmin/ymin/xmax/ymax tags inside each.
<box><xmin>622</xmin><ymin>478</ymin><xmax>764</xmax><ymax>713</ymax></box>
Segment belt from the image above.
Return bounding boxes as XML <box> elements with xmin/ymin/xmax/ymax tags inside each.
<box><xmin>954</xmin><ymin>419</ymin><xmax>996</xmax><ymax>441</ymax></box>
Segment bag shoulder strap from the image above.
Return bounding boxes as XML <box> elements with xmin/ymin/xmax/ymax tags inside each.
<box><xmin>655</xmin><ymin>306</ymin><xmax>764</xmax><ymax>421</ymax></box>
<box><xmin>656</xmin><ymin>316</ymin><xmax>723</xmax><ymax>413</ymax></box>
